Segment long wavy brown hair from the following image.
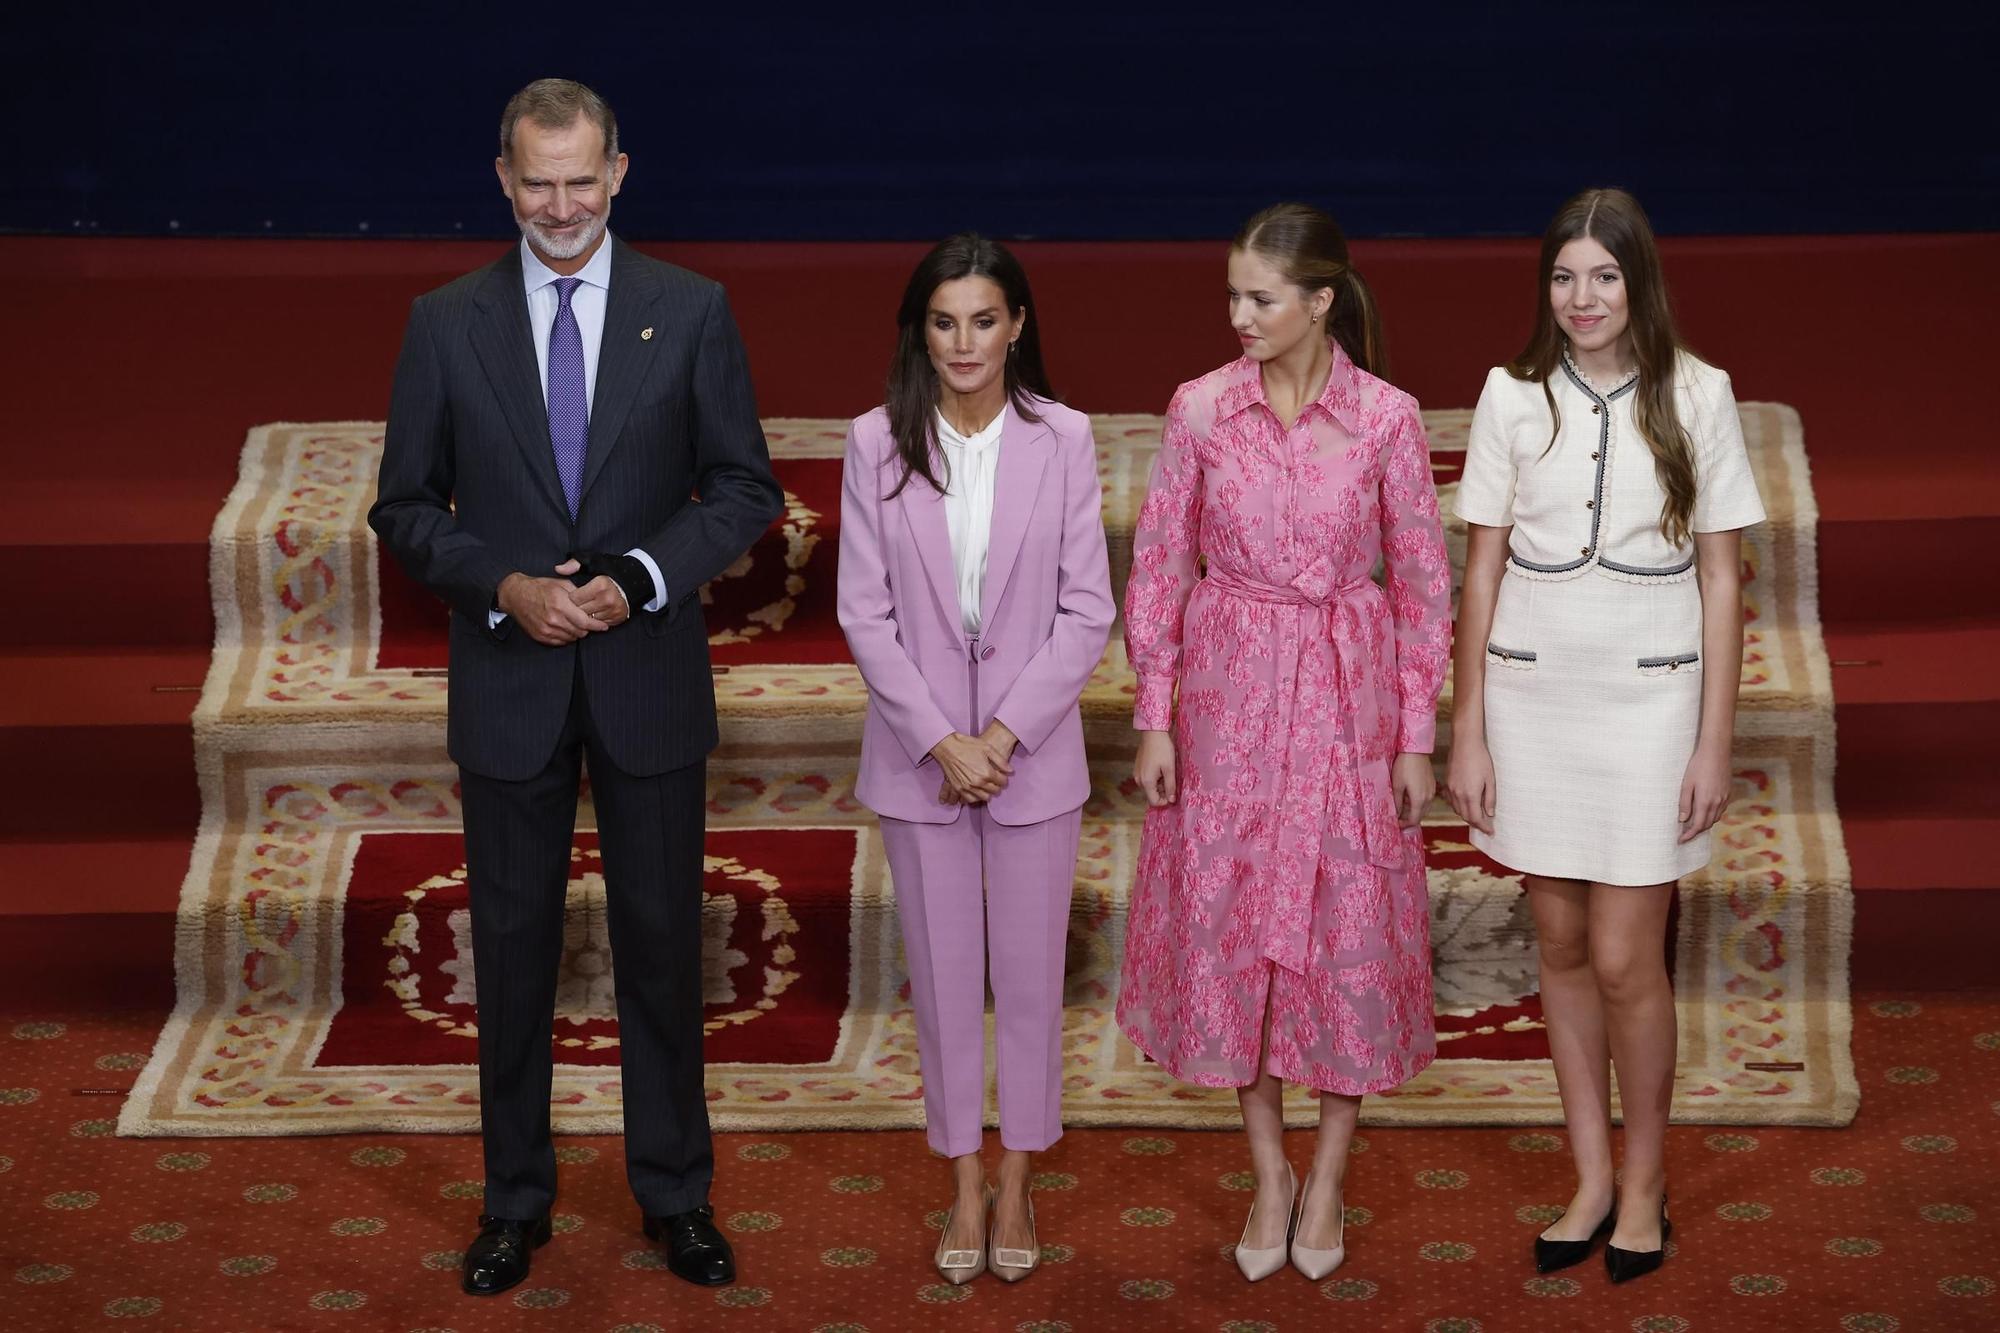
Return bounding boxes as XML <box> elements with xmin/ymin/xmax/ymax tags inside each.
<box><xmin>1508</xmin><ymin>188</ymin><xmax>1697</xmax><ymax>547</ymax></box>
<box><xmin>1233</xmin><ymin>202</ymin><xmax>1388</xmax><ymax>380</ymax></box>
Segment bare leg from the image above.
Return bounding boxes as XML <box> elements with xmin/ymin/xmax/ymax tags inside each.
<box><xmin>1237</xmin><ymin>1070</ymin><xmax>1292</xmax><ymax>1248</ymax></box>
<box><xmin>991</xmin><ymin>1148</ymin><xmax>1035</xmax><ymax>1257</ymax></box>
<box><xmin>1590</xmin><ymin>880</ymin><xmax>1677</xmax><ymax>1250</ymax></box>
<box><xmin>1237</xmin><ymin>970</ymin><xmax>1293</xmax><ymax>1249</ymax></box>
<box><xmin>1295</xmin><ymin>1091</ymin><xmax>1359</xmax><ymax>1248</ymax></box>
<box><xmin>1526</xmin><ymin>874</ymin><xmax>1617</xmax><ymax>1241</ymax></box>
<box><xmin>941</xmin><ymin>1150</ymin><xmax>988</xmax><ymax>1256</ymax></box>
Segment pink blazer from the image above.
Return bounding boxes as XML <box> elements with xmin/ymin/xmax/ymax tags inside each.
<box><xmin>837</xmin><ymin>397</ymin><xmax>1114</xmax><ymax>826</ymax></box>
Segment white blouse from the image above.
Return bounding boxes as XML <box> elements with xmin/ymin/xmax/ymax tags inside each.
<box><xmin>937</xmin><ymin>404</ymin><xmax>1006</xmax><ymax>633</ymax></box>
<box><xmin>1455</xmin><ymin>350</ymin><xmax>1766</xmax><ymax>582</ymax></box>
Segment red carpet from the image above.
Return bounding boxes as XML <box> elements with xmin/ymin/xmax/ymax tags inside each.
<box><xmin>322</xmin><ymin>829</ymin><xmax>858</xmax><ymax>1071</ymax></box>
<box><xmin>2</xmin><ymin>989</ymin><xmax>1993</xmax><ymax>1330</ymax></box>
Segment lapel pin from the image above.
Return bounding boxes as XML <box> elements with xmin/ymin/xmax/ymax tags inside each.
<box><xmin>640</xmin><ymin>327</ymin><xmax>654</xmax><ymax>341</ymax></box>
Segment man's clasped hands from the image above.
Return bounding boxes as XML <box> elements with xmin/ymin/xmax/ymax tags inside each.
<box><xmin>496</xmin><ymin>553</ymin><xmax>658</xmax><ymax>646</ymax></box>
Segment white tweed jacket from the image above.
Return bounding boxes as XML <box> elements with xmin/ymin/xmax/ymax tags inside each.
<box><xmin>1455</xmin><ymin>350</ymin><xmax>1766</xmax><ymax>582</ymax></box>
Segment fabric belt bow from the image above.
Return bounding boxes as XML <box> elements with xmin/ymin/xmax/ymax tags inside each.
<box><xmin>1200</xmin><ymin>565</ymin><xmax>1408</xmax><ymax>973</ymax></box>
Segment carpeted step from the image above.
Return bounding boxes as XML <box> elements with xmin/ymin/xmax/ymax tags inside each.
<box><xmin>1831</xmin><ymin>701</ymin><xmax>2000</xmax><ymax>821</ymax></box>
<box><xmin>1846</xmin><ymin>808</ymin><xmax>2000</xmax><ymax>989</ymax></box>
<box><xmin>0</xmin><ymin>840</ymin><xmax>187</xmax><ymax>1007</ymax></box>
<box><xmin>0</xmin><ymin>837</ymin><xmax>195</xmax><ymax>915</ymax></box>
<box><xmin>1853</xmin><ymin>888</ymin><xmax>2000</xmax><ymax>990</ymax></box>
<box><xmin>0</xmin><ymin>914</ymin><xmax>175</xmax><ymax>1009</ymax></box>
<box><xmin>1818</xmin><ymin>516</ymin><xmax>1998</xmax><ymax>629</ymax></box>
<box><xmin>0</xmin><ymin>651</ymin><xmax>202</xmax><ymax>837</ymax></box>
<box><xmin>1827</xmin><ymin>624</ymin><xmax>2000</xmax><ymax>823</ymax></box>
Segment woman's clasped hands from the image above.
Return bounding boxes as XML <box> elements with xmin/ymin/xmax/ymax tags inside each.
<box><xmin>931</xmin><ymin>721</ymin><xmax>1019</xmax><ymax>805</ymax></box>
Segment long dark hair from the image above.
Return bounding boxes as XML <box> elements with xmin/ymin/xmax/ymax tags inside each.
<box><xmin>884</xmin><ymin>233</ymin><xmax>1055</xmax><ymax>498</ymax></box>
<box><xmin>1508</xmin><ymin>188</ymin><xmax>1698</xmax><ymax>547</ymax></box>
<box><xmin>1233</xmin><ymin>202</ymin><xmax>1387</xmax><ymax>379</ymax></box>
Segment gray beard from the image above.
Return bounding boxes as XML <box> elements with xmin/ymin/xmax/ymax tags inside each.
<box><xmin>519</xmin><ymin>210</ymin><xmax>607</xmax><ymax>263</ymax></box>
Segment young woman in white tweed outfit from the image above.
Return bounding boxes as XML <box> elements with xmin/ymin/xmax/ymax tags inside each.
<box><xmin>1445</xmin><ymin>188</ymin><xmax>1765</xmax><ymax>1285</ymax></box>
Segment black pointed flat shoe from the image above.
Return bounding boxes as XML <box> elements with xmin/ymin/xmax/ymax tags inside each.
<box><xmin>1605</xmin><ymin>1205</ymin><xmax>1673</xmax><ymax>1284</ymax></box>
<box><xmin>1533</xmin><ymin>1203</ymin><xmax>1615</xmax><ymax>1274</ymax></box>
<box><xmin>644</xmin><ymin>1205</ymin><xmax>736</xmax><ymax>1286</ymax></box>
<box><xmin>461</xmin><ymin>1213</ymin><xmax>552</xmax><ymax>1296</ymax></box>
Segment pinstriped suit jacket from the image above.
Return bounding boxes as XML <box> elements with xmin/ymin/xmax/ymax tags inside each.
<box><xmin>369</xmin><ymin>236</ymin><xmax>784</xmax><ymax>781</ymax></box>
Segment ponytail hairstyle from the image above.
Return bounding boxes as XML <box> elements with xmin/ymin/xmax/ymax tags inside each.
<box><xmin>883</xmin><ymin>233</ymin><xmax>1056</xmax><ymax>498</ymax></box>
<box><xmin>1508</xmin><ymin>188</ymin><xmax>1698</xmax><ymax>547</ymax></box>
<box><xmin>1232</xmin><ymin>202</ymin><xmax>1387</xmax><ymax>379</ymax></box>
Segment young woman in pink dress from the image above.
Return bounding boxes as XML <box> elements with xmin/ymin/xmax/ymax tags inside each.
<box><xmin>1117</xmin><ymin>203</ymin><xmax>1452</xmax><ymax>1282</ymax></box>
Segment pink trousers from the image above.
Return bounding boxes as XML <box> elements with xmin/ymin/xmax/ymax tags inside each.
<box><xmin>879</xmin><ymin>803</ymin><xmax>1081</xmax><ymax>1158</ymax></box>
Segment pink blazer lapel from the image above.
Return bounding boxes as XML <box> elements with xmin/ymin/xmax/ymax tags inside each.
<box><xmin>978</xmin><ymin>408</ymin><xmax>1053</xmax><ymax>630</ymax></box>
<box><xmin>897</xmin><ymin>460</ymin><xmax>965</xmax><ymax>641</ymax></box>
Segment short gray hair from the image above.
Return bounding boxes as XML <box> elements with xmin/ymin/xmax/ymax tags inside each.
<box><xmin>499</xmin><ymin>78</ymin><xmax>619</xmax><ymax>164</ymax></box>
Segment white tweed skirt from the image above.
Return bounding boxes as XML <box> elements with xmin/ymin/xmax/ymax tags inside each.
<box><xmin>1471</xmin><ymin>568</ymin><xmax>1710</xmax><ymax>886</ymax></box>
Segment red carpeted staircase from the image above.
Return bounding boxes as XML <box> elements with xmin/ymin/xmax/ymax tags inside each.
<box><xmin>4</xmin><ymin>233</ymin><xmax>1993</xmax><ymax>1007</ymax></box>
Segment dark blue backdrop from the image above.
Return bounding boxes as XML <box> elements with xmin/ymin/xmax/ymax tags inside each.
<box><xmin>7</xmin><ymin>3</ymin><xmax>1994</xmax><ymax>240</ymax></box>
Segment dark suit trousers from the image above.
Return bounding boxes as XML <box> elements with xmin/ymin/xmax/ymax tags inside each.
<box><xmin>458</xmin><ymin>662</ymin><xmax>713</xmax><ymax>1220</ymax></box>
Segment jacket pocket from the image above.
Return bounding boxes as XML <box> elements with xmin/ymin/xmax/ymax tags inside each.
<box><xmin>1636</xmin><ymin>651</ymin><xmax>1700</xmax><ymax>677</ymax></box>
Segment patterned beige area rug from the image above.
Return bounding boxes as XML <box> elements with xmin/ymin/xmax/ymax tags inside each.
<box><xmin>120</xmin><ymin>407</ymin><xmax>1855</xmax><ymax>1137</ymax></box>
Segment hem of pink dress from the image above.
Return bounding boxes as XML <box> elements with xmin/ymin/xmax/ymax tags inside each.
<box><xmin>1118</xmin><ymin>1015</ymin><xmax>1437</xmax><ymax>1098</ymax></box>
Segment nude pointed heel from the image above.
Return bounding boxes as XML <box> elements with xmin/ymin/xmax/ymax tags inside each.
<box><xmin>1289</xmin><ymin>1171</ymin><xmax>1346</xmax><ymax>1280</ymax></box>
<box><xmin>934</xmin><ymin>1186</ymin><xmax>991</xmax><ymax>1285</ymax></box>
<box><xmin>1234</xmin><ymin>1163</ymin><xmax>1297</xmax><ymax>1282</ymax></box>
<box><xmin>989</xmin><ymin>1190</ymin><xmax>1039</xmax><ymax>1282</ymax></box>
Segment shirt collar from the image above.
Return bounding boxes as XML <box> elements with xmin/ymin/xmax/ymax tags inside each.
<box><xmin>520</xmin><ymin>232</ymin><xmax>614</xmax><ymax>299</ymax></box>
<box><xmin>1216</xmin><ymin>338</ymin><xmax>1363</xmax><ymax>433</ymax></box>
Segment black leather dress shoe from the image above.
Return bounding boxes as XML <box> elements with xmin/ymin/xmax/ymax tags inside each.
<box><xmin>643</xmin><ymin>1206</ymin><xmax>736</xmax><ymax>1286</ymax></box>
<box><xmin>460</xmin><ymin>1214</ymin><xmax>552</xmax><ymax>1296</ymax></box>
<box><xmin>1533</xmin><ymin>1203</ymin><xmax>1616</xmax><ymax>1273</ymax></box>
<box><xmin>1605</xmin><ymin>1207</ymin><xmax>1673</xmax><ymax>1284</ymax></box>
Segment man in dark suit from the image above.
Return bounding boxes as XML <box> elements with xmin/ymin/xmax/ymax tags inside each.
<box><xmin>369</xmin><ymin>78</ymin><xmax>782</xmax><ymax>1295</ymax></box>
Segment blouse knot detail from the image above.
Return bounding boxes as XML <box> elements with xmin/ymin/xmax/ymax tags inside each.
<box><xmin>1454</xmin><ymin>350</ymin><xmax>1766</xmax><ymax>584</ymax></box>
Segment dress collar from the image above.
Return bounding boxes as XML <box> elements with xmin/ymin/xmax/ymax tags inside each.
<box><xmin>1215</xmin><ymin>338</ymin><xmax>1363</xmax><ymax>433</ymax></box>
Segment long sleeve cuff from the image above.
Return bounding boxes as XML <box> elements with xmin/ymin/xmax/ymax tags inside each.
<box><xmin>1397</xmin><ymin>708</ymin><xmax>1436</xmax><ymax>755</ymax></box>
<box><xmin>1133</xmin><ymin>675</ymin><xmax>1176</xmax><ymax>732</ymax></box>
<box><xmin>626</xmin><ymin>548</ymin><xmax>668</xmax><ymax>612</ymax></box>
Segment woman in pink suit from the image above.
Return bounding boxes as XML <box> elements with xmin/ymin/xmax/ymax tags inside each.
<box><xmin>1117</xmin><ymin>203</ymin><xmax>1452</xmax><ymax>1282</ymax></box>
<box><xmin>837</xmin><ymin>234</ymin><xmax>1114</xmax><ymax>1285</ymax></box>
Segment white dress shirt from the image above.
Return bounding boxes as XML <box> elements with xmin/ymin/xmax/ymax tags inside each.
<box><xmin>523</xmin><ymin>233</ymin><xmax>612</xmax><ymax>413</ymax></box>
<box><xmin>490</xmin><ymin>236</ymin><xmax>666</xmax><ymax>627</ymax></box>
<box><xmin>937</xmin><ymin>405</ymin><xmax>1006</xmax><ymax>634</ymax></box>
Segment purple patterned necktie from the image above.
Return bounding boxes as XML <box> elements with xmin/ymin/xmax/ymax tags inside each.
<box><xmin>547</xmin><ymin>276</ymin><xmax>588</xmax><ymax>517</ymax></box>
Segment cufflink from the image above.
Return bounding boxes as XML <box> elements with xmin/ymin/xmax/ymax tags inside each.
<box><xmin>640</xmin><ymin>327</ymin><xmax>655</xmax><ymax>341</ymax></box>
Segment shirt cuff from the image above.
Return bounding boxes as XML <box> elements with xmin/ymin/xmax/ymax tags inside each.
<box><xmin>488</xmin><ymin>609</ymin><xmax>508</xmax><ymax>629</ymax></box>
<box><xmin>626</xmin><ymin>548</ymin><xmax>668</xmax><ymax>612</ymax></box>
<box><xmin>1133</xmin><ymin>675</ymin><xmax>1176</xmax><ymax>732</ymax></box>
<box><xmin>1397</xmin><ymin>709</ymin><xmax>1436</xmax><ymax>755</ymax></box>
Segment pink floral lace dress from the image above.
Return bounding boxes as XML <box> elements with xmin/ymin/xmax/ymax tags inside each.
<box><xmin>1115</xmin><ymin>346</ymin><xmax>1452</xmax><ymax>1093</ymax></box>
